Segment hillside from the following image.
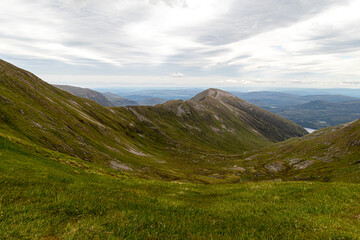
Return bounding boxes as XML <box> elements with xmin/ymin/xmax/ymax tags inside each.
<box><xmin>0</xmin><ymin>59</ymin><xmax>306</xmax><ymax>183</ymax></box>
<box><xmin>231</xmin><ymin>119</ymin><xmax>360</xmax><ymax>182</ymax></box>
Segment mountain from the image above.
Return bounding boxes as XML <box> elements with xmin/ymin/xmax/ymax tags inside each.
<box><xmin>54</xmin><ymin>84</ymin><xmax>113</xmax><ymax>106</ymax></box>
<box><xmin>0</xmin><ymin>60</ymin><xmax>306</xmax><ymax>183</ymax></box>
<box><xmin>102</xmin><ymin>92</ymin><xmax>138</xmax><ymax>106</ymax></box>
<box><xmin>271</xmin><ymin>100</ymin><xmax>360</xmax><ymax>129</ymax></box>
<box><xmin>190</xmin><ymin>88</ymin><xmax>307</xmax><ymax>141</ymax></box>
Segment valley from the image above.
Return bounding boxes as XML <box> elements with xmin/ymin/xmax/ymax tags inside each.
<box><xmin>0</xmin><ymin>60</ymin><xmax>359</xmax><ymax>239</ymax></box>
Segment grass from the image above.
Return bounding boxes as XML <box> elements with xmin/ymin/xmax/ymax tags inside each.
<box><xmin>1</xmin><ymin>135</ymin><xmax>360</xmax><ymax>239</ymax></box>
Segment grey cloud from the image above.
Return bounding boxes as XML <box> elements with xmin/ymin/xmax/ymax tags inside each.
<box><xmin>188</xmin><ymin>0</ymin><xmax>345</xmax><ymax>46</ymax></box>
<box><xmin>294</xmin><ymin>24</ymin><xmax>360</xmax><ymax>56</ymax></box>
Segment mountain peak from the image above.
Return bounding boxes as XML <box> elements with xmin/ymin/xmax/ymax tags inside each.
<box><xmin>190</xmin><ymin>88</ymin><xmax>236</xmax><ymax>102</ymax></box>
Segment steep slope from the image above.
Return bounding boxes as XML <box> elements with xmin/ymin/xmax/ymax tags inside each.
<box><xmin>232</xmin><ymin>119</ymin><xmax>360</xmax><ymax>182</ymax></box>
<box><xmin>0</xmin><ymin>60</ymin><xmax>306</xmax><ymax>182</ymax></box>
<box><xmin>54</xmin><ymin>84</ymin><xmax>113</xmax><ymax>106</ymax></box>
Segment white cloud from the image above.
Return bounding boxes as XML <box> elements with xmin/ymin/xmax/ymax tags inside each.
<box><xmin>172</xmin><ymin>72</ymin><xmax>184</xmax><ymax>77</ymax></box>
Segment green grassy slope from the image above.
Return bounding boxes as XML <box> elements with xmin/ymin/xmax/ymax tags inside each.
<box><xmin>0</xmin><ymin>59</ymin><xmax>306</xmax><ymax>182</ymax></box>
<box><xmin>1</xmin><ymin>133</ymin><xmax>360</xmax><ymax>239</ymax></box>
<box><xmin>232</xmin><ymin>119</ymin><xmax>360</xmax><ymax>182</ymax></box>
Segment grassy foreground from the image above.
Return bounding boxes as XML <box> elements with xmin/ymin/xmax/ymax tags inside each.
<box><xmin>1</xmin><ymin>135</ymin><xmax>360</xmax><ymax>239</ymax></box>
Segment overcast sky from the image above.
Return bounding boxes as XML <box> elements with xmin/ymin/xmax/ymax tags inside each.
<box><xmin>1</xmin><ymin>0</ymin><xmax>360</xmax><ymax>88</ymax></box>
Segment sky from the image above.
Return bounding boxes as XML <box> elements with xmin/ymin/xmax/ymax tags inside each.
<box><xmin>1</xmin><ymin>0</ymin><xmax>360</xmax><ymax>88</ymax></box>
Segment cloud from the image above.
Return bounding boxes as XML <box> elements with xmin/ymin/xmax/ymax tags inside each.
<box><xmin>193</xmin><ymin>0</ymin><xmax>343</xmax><ymax>46</ymax></box>
<box><xmin>172</xmin><ymin>72</ymin><xmax>184</xmax><ymax>77</ymax></box>
<box><xmin>0</xmin><ymin>0</ymin><xmax>360</xmax><ymax>87</ymax></box>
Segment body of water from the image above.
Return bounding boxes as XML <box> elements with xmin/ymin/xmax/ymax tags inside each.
<box><xmin>304</xmin><ymin>128</ymin><xmax>316</xmax><ymax>133</ymax></box>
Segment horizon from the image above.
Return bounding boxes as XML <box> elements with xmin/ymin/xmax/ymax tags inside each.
<box><xmin>1</xmin><ymin>0</ymin><xmax>360</xmax><ymax>88</ymax></box>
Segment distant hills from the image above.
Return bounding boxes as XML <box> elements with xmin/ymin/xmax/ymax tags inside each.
<box><xmin>270</xmin><ymin>100</ymin><xmax>360</xmax><ymax>129</ymax></box>
<box><xmin>54</xmin><ymin>85</ymin><xmax>114</xmax><ymax>106</ymax></box>
<box><xmin>231</xmin><ymin>91</ymin><xmax>358</xmax><ymax>108</ymax></box>
<box><xmin>232</xmin><ymin>91</ymin><xmax>360</xmax><ymax>129</ymax></box>
<box><xmin>55</xmin><ymin>85</ymin><xmax>167</xmax><ymax>107</ymax></box>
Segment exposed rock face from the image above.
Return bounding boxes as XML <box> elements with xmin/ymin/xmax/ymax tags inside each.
<box><xmin>265</xmin><ymin>162</ymin><xmax>285</xmax><ymax>173</ymax></box>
